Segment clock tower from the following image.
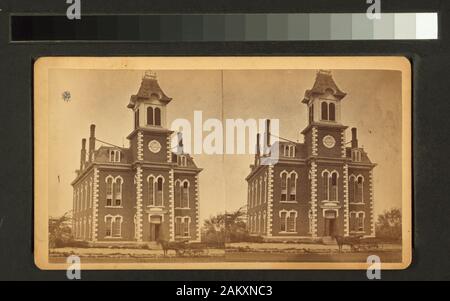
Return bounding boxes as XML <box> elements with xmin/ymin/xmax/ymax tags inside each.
<box><xmin>127</xmin><ymin>71</ymin><xmax>174</xmax><ymax>164</ymax></box>
<box><xmin>301</xmin><ymin>69</ymin><xmax>348</xmax><ymax>159</ymax></box>
<box><xmin>301</xmin><ymin>70</ymin><xmax>349</xmax><ymax>238</ymax></box>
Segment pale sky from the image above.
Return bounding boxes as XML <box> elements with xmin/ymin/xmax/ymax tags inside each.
<box><xmin>47</xmin><ymin>69</ymin><xmax>402</xmax><ymax>222</ymax></box>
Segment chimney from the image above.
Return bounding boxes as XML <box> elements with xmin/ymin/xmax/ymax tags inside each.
<box><xmin>80</xmin><ymin>139</ymin><xmax>86</xmax><ymax>169</ymax></box>
<box><xmin>265</xmin><ymin>119</ymin><xmax>271</xmax><ymax>148</ymax></box>
<box><xmin>255</xmin><ymin>133</ymin><xmax>260</xmax><ymax>166</ymax></box>
<box><xmin>177</xmin><ymin>132</ymin><xmax>184</xmax><ymax>154</ymax></box>
<box><xmin>88</xmin><ymin>124</ymin><xmax>96</xmax><ymax>162</ymax></box>
<box><xmin>351</xmin><ymin>127</ymin><xmax>358</xmax><ymax>148</ymax></box>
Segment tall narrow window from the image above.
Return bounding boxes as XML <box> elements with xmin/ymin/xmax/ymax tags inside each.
<box><xmin>287</xmin><ymin>212</ymin><xmax>296</xmax><ymax>232</ymax></box>
<box><xmin>281</xmin><ymin>173</ymin><xmax>287</xmax><ymax>202</ymax></box>
<box><xmin>357</xmin><ymin>212</ymin><xmax>365</xmax><ymax>231</ymax></box>
<box><xmin>90</xmin><ymin>182</ymin><xmax>93</xmax><ymax>208</ymax></box>
<box><xmin>105</xmin><ymin>216</ymin><xmax>112</xmax><ymax>237</ymax></box>
<box><xmin>330</xmin><ymin>172</ymin><xmax>338</xmax><ymax>202</ymax></box>
<box><xmin>156</xmin><ymin>177</ymin><xmax>163</xmax><ymax>206</ymax></box>
<box><xmin>289</xmin><ymin>174</ymin><xmax>296</xmax><ymax>201</ymax></box>
<box><xmin>321</xmin><ymin>101</ymin><xmax>328</xmax><ymax>120</ymax></box>
<box><xmin>329</xmin><ymin>103</ymin><xmax>336</xmax><ymax>121</ymax></box>
<box><xmin>114</xmin><ymin>178</ymin><xmax>122</xmax><ymax>206</ymax></box>
<box><xmin>182</xmin><ymin>181</ymin><xmax>189</xmax><ymax>208</ymax></box>
<box><xmin>259</xmin><ymin>178</ymin><xmax>262</xmax><ymax>205</ymax></box>
<box><xmin>183</xmin><ymin>217</ymin><xmax>190</xmax><ymax>237</ymax></box>
<box><xmin>147</xmin><ymin>106</ymin><xmax>154</xmax><ymax>125</ymax></box>
<box><xmin>280</xmin><ymin>211</ymin><xmax>287</xmax><ymax>232</ymax></box>
<box><xmin>134</xmin><ymin>109</ymin><xmax>139</xmax><ymax>129</ymax></box>
<box><xmin>175</xmin><ymin>217</ymin><xmax>182</xmax><ymax>236</ymax></box>
<box><xmin>174</xmin><ymin>181</ymin><xmax>181</xmax><ymax>208</ymax></box>
<box><xmin>112</xmin><ymin>216</ymin><xmax>122</xmax><ymax>237</ymax></box>
<box><xmin>155</xmin><ymin>107</ymin><xmax>161</xmax><ymax>126</ymax></box>
<box><xmin>323</xmin><ymin>171</ymin><xmax>329</xmax><ymax>200</ymax></box>
<box><xmin>106</xmin><ymin>178</ymin><xmax>113</xmax><ymax>206</ymax></box>
<box><xmin>262</xmin><ymin>176</ymin><xmax>266</xmax><ymax>204</ymax></box>
<box><xmin>357</xmin><ymin>176</ymin><xmax>364</xmax><ymax>203</ymax></box>
<box><xmin>349</xmin><ymin>176</ymin><xmax>355</xmax><ymax>203</ymax></box>
<box><xmin>80</xmin><ymin>188</ymin><xmax>84</xmax><ymax>211</ymax></box>
<box><xmin>178</xmin><ymin>155</ymin><xmax>187</xmax><ymax>166</ymax></box>
<box><xmin>148</xmin><ymin>176</ymin><xmax>155</xmax><ymax>206</ymax></box>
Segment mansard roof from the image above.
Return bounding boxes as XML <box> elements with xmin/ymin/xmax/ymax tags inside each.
<box><xmin>345</xmin><ymin>147</ymin><xmax>373</xmax><ymax>164</ymax></box>
<box><xmin>127</xmin><ymin>72</ymin><xmax>172</xmax><ymax>108</ymax></box>
<box><xmin>302</xmin><ymin>70</ymin><xmax>347</xmax><ymax>103</ymax></box>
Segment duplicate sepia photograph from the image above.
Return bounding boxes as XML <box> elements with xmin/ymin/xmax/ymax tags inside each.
<box><xmin>34</xmin><ymin>57</ymin><xmax>411</xmax><ymax>270</ymax></box>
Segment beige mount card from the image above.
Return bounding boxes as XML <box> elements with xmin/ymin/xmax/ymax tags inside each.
<box><xmin>34</xmin><ymin>57</ymin><xmax>412</xmax><ymax>270</ymax></box>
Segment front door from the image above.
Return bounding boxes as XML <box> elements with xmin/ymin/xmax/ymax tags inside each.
<box><xmin>324</xmin><ymin>218</ymin><xmax>336</xmax><ymax>237</ymax></box>
<box><xmin>149</xmin><ymin>224</ymin><xmax>160</xmax><ymax>241</ymax></box>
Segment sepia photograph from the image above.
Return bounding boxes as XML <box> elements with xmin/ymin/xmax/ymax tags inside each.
<box><xmin>34</xmin><ymin>57</ymin><xmax>411</xmax><ymax>270</ymax></box>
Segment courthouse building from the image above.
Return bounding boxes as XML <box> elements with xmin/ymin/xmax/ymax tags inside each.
<box><xmin>71</xmin><ymin>72</ymin><xmax>202</xmax><ymax>243</ymax></box>
<box><xmin>246</xmin><ymin>70</ymin><xmax>376</xmax><ymax>240</ymax></box>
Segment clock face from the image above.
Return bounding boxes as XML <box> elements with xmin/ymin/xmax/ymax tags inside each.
<box><xmin>148</xmin><ymin>140</ymin><xmax>162</xmax><ymax>153</ymax></box>
<box><xmin>322</xmin><ymin>135</ymin><xmax>336</xmax><ymax>149</ymax></box>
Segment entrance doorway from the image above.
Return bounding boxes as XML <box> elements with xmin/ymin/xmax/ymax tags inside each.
<box><xmin>149</xmin><ymin>224</ymin><xmax>160</xmax><ymax>241</ymax></box>
<box><xmin>324</xmin><ymin>218</ymin><xmax>336</xmax><ymax>237</ymax></box>
<box><xmin>149</xmin><ymin>215</ymin><xmax>162</xmax><ymax>241</ymax></box>
<box><xmin>323</xmin><ymin>210</ymin><xmax>337</xmax><ymax>237</ymax></box>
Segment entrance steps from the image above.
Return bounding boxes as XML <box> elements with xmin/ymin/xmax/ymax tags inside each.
<box><xmin>321</xmin><ymin>236</ymin><xmax>337</xmax><ymax>245</ymax></box>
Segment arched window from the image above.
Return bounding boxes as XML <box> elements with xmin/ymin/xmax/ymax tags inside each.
<box><xmin>156</xmin><ymin>177</ymin><xmax>163</xmax><ymax>206</ymax></box>
<box><xmin>106</xmin><ymin>177</ymin><xmax>113</xmax><ymax>206</ymax></box>
<box><xmin>114</xmin><ymin>177</ymin><xmax>122</xmax><ymax>206</ymax></box>
<box><xmin>262</xmin><ymin>176</ymin><xmax>266</xmax><ymax>204</ymax></box>
<box><xmin>148</xmin><ymin>176</ymin><xmax>155</xmax><ymax>206</ymax></box>
<box><xmin>349</xmin><ymin>175</ymin><xmax>356</xmax><ymax>203</ymax></box>
<box><xmin>357</xmin><ymin>176</ymin><xmax>364</xmax><ymax>203</ymax></box>
<box><xmin>112</xmin><ymin>216</ymin><xmax>122</xmax><ymax>237</ymax></box>
<box><xmin>321</xmin><ymin>101</ymin><xmax>328</xmax><ymax>120</ymax></box>
<box><xmin>174</xmin><ymin>180</ymin><xmax>181</xmax><ymax>208</ymax></box>
<box><xmin>155</xmin><ymin>107</ymin><xmax>161</xmax><ymax>126</ymax></box>
<box><xmin>109</xmin><ymin>150</ymin><xmax>121</xmax><ymax>162</ymax></box>
<box><xmin>281</xmin><ymin>172</ymin><xmax>287</xmax><ymax>202</ymax></box>
<box><xmin>147</xmin><ymin>106</ymin><xmax>154</xmax><ymax>125</ymax></box>
<box><xmin>309</xmin><ymin>104</ymin><xmax>314</xmax><ymax>123</ymax></box>
<box><xmin>259</xmin><ymin>178</ymin><xmax>262</xmax><ymax>205</ymax></box>
<box><xmin>330</xmin><ymin>172</ymin><xmax>338</xmax><ymax>202</ymax></box>
<box><xmin>178</xmin><ymin>155</ymin><xmax>187</xmax><ymax>166</ymax></box>
<box><xmin>182</xmin><ymin>181</ymin><xmax>189</xmax><ymax>208</ymax></box>
<box><xmin>254</xmin><ymin>180</ymin><xmax>259</xmax><ymax>206</ymax></box>
<box><xmin>90</xmin><ymin>181</ymin><xmax>93</xmax><ymax>208</ymax></box>
<box><xmin>322</xmin><ymin>171</ymin><xmax>329</xmax><ymax>200</ymax></box>
<box><xmin>280</xmin><ymin>210</ymin><xmax>297</xmax><ymax>233</ymax></box>
<box><xmin>350</xmin><ymin>211</ymin><xmax>365</xmax><ymax>232</ymax></box>
<box><xmin>287</xmin><ymin>211</ymin><xmax>296</xmax><ymax>232</ymax></box>
<box><xmin>329</xmin><ymin>103</ymin><xmax>336</xmax><ymax>121</ymax></box>
<box><xmin>289</xmin><ymin>172</ymin><xmax>297</xmax><ymax>201</ymax></box>
<box><xmin>87</xmin><ymin>183</ymin><xmax>91</xmax><ymax>209</ymax></box>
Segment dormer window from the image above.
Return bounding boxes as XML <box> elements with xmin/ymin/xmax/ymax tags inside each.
<box><xmin>146</xmin><ymin>106</ymin><xmax>162</xmax><ymax>126</ymax></box>
<box><xmin>283</xmin><ymin>145</ymin><xmax>296</xmax><ymax>157</ymax></box>
<box><xmin>109</xmin><ymin>150</ymin><xmax>121</xmax><ymax>163</ymax></box>
<box><xmin>352</xmin><ymin>149</ymin><xmax>362</xmax><ymax>162</ymax></box>
<box><xmin>178</xmin><ymin>155</ymin><xmax>187</xmax><ymax>167</ymax></box>
<box><xmin>320</xmin><ymin>101</ymin><xmax>336</xmax><ymax>121</ymax></box>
